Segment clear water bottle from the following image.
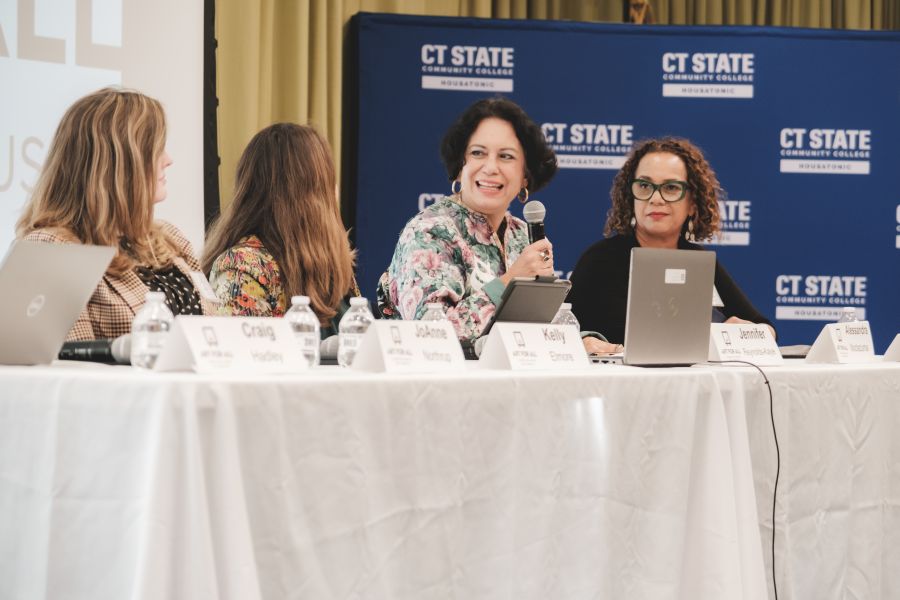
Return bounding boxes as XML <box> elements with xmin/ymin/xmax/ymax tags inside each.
<box><xmin>837</xmin><ymin>307</ymin><xmax>859</xmax><ymax>323</ymax></box>
<box><xmin>285</xmin><ymin>295</ymin><xmax>320</xmax><ymax>367</ymax></box>
<box><xmin>130</xmin><ymin>291</ymin><xmax>174</xmax><ymax>369</ymax></box>
<box><xmin>421</xmin><ymin>302</ymin><xmax>447</xmax><ymax>321</ymax></box>
<box><xmin>551</xmin><ymin>302</ymin><xmax>580</xmax><ymax>329</ymax></box>
<box><xmin>337</xmin><ymin>297</ymin><xmax>374</xmax><ymax>367</ymax></box>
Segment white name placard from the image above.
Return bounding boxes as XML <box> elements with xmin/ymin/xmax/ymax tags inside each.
<box><xmin>883</xmin><ymin>334</ymin><xmax>900</xmax><ymax>362</ymax></box>
<box><xmin>154</xmin><ymin>315</ymin><xmax>309</xmax><ymax>373</ymax></box>
<box><xmin>351</xmin><ymin>320</ymin><xmax>466</xmax><ymax>373</ymax></box>
<box><xmin>708</xmin><ymin>323</ymin><xmax>783</xmax><ymax>366</ymax></box>
<box><xmin>478</xmin><ymin>323</ymin><xmax>588</xmax><ymax>370</ymax></box>
<box><xmin>805</xmin><ymin>321</ymin><xmax>876</xmax><ymax>364</ymax></box>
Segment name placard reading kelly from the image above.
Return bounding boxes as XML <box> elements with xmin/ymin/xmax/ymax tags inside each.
<box><xmin>882</xmin><ymin>333</ymin><xmax>900</xmax><ymax>362</ymax></box>
<box><xmin>154</xmin><ymin>315</ymin><xmax>308</xmax><ymax>373</ymax></box>
<box><xmin>351</xmin><ymin>320</ymin><xmax>466</xmax><ymax>373</ymax></box>
<box><xmin>708</xmin><ymin>323</ymin><xmax>783</xmax><ymax>365</ymax></box>
<box><xmin>805</xmin><ymin>321</ymin><xmax>876</xmax><ymax>364</ymax></box>
<box><xmin>478</xmin><ymin>323</ymin><xmax>588</xmax><ymax>370</ymax></box>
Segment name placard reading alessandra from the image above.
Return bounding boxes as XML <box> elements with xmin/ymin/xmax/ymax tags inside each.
<box><xmin>478</xmin><ymin>323</ymin><xmax>588</xmax><ymax>370</ymax></box>
<box><xmin>806</xmin><ymin>321</ymin><xmax>876</xmax><ymax>364</ymax></box>
<box><xmin>351</xmin><ymin>320</ymin><xmax>466</xmax><ymax>373</ymax></box>
<box><xmin>708</xmin><ymin>323</ymin><xmax>783</xmax><ymax>366</ymax></box>
<box><xmin>154</xmin><ymin>315</ymin><xmax>308</xmax><ymax>373</ymax></box>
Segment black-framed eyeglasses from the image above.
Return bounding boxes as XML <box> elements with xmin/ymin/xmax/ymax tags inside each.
<box><xmin>631</xmin><ymin>179</ymin><xmax>690</xmax><ymax>203</ymax></box>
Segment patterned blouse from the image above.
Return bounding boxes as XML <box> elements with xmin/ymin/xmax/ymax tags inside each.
<box><xmin>376</xmin><ymin>195</ymin><xmax>528</xmax><ymax>342</ymax></box>
<box><xmin>207</xmin><ymin>234</ymin><xmax>350</xmax><ymax>337</ymax></box>
<box><xmin>208</xmin><ymin>235</ymin><xmax>287</xmax><ymax>317</ymax></box>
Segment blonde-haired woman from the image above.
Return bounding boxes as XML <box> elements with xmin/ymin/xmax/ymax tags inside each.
<box><xmin>203</xmin><ymin>123</ymin><xmax>357</xmax><ymax>334</ymax></box>
<box><xmin>17</xmin><ymin>88</ymin><xmax>206</xmax><ymax>341</ymax></box>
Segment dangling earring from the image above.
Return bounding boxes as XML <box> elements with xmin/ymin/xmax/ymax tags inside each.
<box><xmin>450</xmin><ymin>180</ymin><xmax>461</xmax><ymax>195</ymax></box>
<box><xmin>685</xmin><ymin>217</ymin><xmax>696</xmax><ymax>242</ymax></box>
<box><xmin>518</xmin><ymin>186</ymin><xmax>529</xmax><ymax>204</ymax></box>
<box><xmin>630</xmin><ymin>216</ymin><xmax>636</xmax><ymax>228</ymax></box>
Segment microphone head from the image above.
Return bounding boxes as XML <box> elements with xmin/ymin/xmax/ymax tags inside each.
<box><xmin>522</xmin><ymin>200</ymin><xmax>546</xmax><ymax>224</ymax></box>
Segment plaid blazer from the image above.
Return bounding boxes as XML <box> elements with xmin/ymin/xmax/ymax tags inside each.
<box><xmin>23</xmin><ymin>222</ymin><xmax>208</xmax><ymax>341</ymax></box>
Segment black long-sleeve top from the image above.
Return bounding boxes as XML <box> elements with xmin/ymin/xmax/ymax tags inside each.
<box><xmin>567</xmin><ymin>233</ymin><xmax>774</xmax><ymax>344</ymax></box>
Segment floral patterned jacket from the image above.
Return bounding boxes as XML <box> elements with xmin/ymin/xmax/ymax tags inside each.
<box><xmin>208</xmin><ymin>234</ymin><xmax>349</xmax><ymax>337</ymax></box>
<box><xmin>376</xmin><ymin>195</ymin><xmax>528</xmax><ymax>342</ymax></box>
<box><xmin>208</xmin><ymin>235</ymin><xmax>288</xmax><ymax>317</ymax></box>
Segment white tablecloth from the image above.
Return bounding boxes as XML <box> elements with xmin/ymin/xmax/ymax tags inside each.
<box><xmin>0</xmin><ymin>363</ymin><xmax>766</xmax><ymax>600</ymax></box>
<box><xmin>713</xmin><ymin>360</ymin><xmax>900</xmax><ymax>600</ymax></box>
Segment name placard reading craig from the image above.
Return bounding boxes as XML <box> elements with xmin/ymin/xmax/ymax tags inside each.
<box><xmin>154</xmin><ymin>315</ymin><xmax>308</xmax><ymax>373</ymax></box>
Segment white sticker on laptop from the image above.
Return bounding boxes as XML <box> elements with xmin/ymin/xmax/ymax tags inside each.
<box><xmin>664</xmin><ymin>268</ymin><xmax>686</xmax><ymax>284</ymax></box>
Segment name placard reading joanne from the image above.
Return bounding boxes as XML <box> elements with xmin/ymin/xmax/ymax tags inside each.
<box><xmin>154</xmin><ymin>315</ymin><xmax>308</xmax><ymax>373</ymax></box>
<box><xmin>478</xmin><ymin>323</ymin><xmax>588</xmax><ymax>370</ymax></box>
<box><xmin>708</xmin><ymin>323</ymin><xmax>783</xmax><ymax>365</ymax></box>
<box><xmin>351</xmin><ymin>320</ymin><xmax>466</xmax><ymax>373</ymax></box>
<box><xmin>805</xmin><ymin>321</ymin><xmax>876</xmax><ymax>364</ymax></box>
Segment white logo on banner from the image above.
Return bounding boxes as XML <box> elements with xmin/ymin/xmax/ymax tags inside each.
<box><xmin>541</xmin><ymin>122</ymin><xmax>634</xmax><ymax>170</ymax></box>
<box><xmin>774</xmin><ymin>274</ymin><xmax>867</xmax><ymax>321</ymax></box>
<box><xmin>661</xmin><ymin>52</ymin><xmax>754</xmax><ymax>98</ymax></box>
<box><xmin>895</xmin><ymin>204</ymin><xmax>900</xmax><ymax>249</ymax></box>
<box><xmin>708</xmin><ymin>199</ymin><xmax>751</xmax><ymax>246</ymax></box>
<box><xmin>420</xmin><ymin>44</ymin><xmax>514</xmax><ymax>92</ymax></box>
<box><xmin>418</xmin><ymin>193</ymin><xmax>444</xmax><ymax>211</ymax></box>
<box><xmin>779</xmin><ymin>128</ymin><xmax>871</xmax><ymax>174</ymax></box>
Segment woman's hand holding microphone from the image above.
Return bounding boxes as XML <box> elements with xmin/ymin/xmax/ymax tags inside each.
<box><xmin>500</xmin><ymin>239</ymin><xmax>555</xmax><ymax>285</ymax></box>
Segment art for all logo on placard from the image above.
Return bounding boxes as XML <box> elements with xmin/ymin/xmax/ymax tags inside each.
<box><xmin>540</xmin><ymin>122</ymin><xmax>635</xmax><ymax>170</ymax></box>
<box><xmin>778</xmin><ymin>127</ymin><xmax>872</xmax><ymax>174</ymax></box>
<box><xmin>660</xmin><ymin>52</ymin><xmax>755</xmax><ymax>98</ymax></box>
<box><xmin>774</xmin><ymin>274</ymin><xmax>867</xmax><ymax>321</ymax></box>
<box><xmin>420</xmin><ymin>43</ymin><xmax>515</xmax><ymax>92</ymax></box>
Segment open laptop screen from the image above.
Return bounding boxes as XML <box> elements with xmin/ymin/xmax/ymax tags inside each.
<box><xmin>622</xmin><ymin>248</ymin><xmax>715</xmax><ymax>366</ymax></box>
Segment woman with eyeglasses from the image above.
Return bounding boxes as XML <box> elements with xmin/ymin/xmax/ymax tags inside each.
<box><xmin>568</xmin><ymin>137</ymin><xmax>774</xmax><ymax>350</ymax></box>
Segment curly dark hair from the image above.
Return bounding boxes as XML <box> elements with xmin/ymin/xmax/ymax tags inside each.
<box><xmin>440</xmin><ymin>97</ymin><xmax>557</xmax><ymax>193</ymax></box>
<box><xmin>605</xmin><ymin>137</ymin><xmax>721</xmax><ymax>241</ymax></box>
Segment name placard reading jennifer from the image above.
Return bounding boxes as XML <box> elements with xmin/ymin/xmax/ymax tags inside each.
<box><xmin>806</xmin><ymin>321</ymin><xmax>876</xmax><ymax>364</ymax></box>
<box><xmin>351</xmin><ymin>320</ymin><xmax>466</xmax><ymax>373</ymax></box>
<box><xmin>479</xmin><ymin>323</ymin><xmax>588</xmax><ymax>370</ymax></box>
<box><xmin>708</xmin><ymin>323</ymin><xmax>783</xmax><ymax>365</ymax></box>
<box><xmin>154</xmin><ymin>315</ymin><xmax>308</xmax><ymax>373</ymax></box>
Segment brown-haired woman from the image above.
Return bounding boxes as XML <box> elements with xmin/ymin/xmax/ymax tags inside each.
<box><xmin>568</xmin><ymin>137</ymin><xmax>775</xmax><ymax>349</ymax></box>
<box><xmin>17</xmin><ymin>87</ymin><xmax>207</xmax><ymax>341</ymax></box>
<box><xmin>203</xmin><ymin>123</ymin><xmax>356</xmax><ymax>334</ymax></box>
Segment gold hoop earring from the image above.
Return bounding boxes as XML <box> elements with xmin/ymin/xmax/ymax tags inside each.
<box><xmin>518</xmin><ymin>187</ymin><xmax>529</xmax><ymax>204</ymax></box>
<box><xmin>450</xmin><ymin>180</ymin><xmax>461</xmax><ymax>195</ymax></box>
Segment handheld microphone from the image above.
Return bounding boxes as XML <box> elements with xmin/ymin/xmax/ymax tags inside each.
<box><xmin>58</xmin><ymin>334</ymin><xmax>132</xmax><ymax>364</ymax></box>
<box><xmin>523</xmin><ymin>200</ymin><xmax>546</xmax><ymax>243</ymax></box>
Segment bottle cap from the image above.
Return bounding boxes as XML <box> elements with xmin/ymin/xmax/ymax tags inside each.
<box><xmin>349</xmin><ymin>296</ymin><xmax>368</xmax><ymax>307</ymax></box>
<box><xmin>425</xmin><ymin>303</ymin><xmax>444</xmax><ymax>310</ymax></box>
<box><xmin>291</xmin><ymin>295</ymin><xmax>310</xmax><ymax>305</ymax></box>
<box><xmin>559</xmin><ymin>302</ymin><xmax>571</xmax><ymax>310</ymax></box>
<box><xmin>145</xmin><ymin>291</ymin><xmax>166</xmax><ymax>302</ymax></box>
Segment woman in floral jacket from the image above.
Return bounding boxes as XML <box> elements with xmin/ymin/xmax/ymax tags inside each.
<box><xmin>377</xmin><ymin>98</ymin><xmax>558</xmax><ymax>343</ymax></box>
<box><xmin>203</xmin><ymin>123</ymin><xmax>357</xmax><ymax>336</ymax></box>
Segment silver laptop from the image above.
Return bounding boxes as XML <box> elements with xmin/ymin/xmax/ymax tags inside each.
<box><xmin>0</xmin><ymin>241</ymin><xmax>115</xmax><ymax>365</ymax></box>
<box><xmin>621</xmin><ymin>247</ymin><xmax>715</xmax><ymax>366</ymax></box>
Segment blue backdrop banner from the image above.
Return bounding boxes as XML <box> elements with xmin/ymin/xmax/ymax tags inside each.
<box><xmin>349</xmin><ymin>13</ymin><xmax>900</xmax><ymax>351</ymax></box>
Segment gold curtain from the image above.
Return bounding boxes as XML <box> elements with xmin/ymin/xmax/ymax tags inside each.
<box><xmin>215</xmin><ymin>0</ymin><xmax>899</xmax><ymax>209</ymax></box>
